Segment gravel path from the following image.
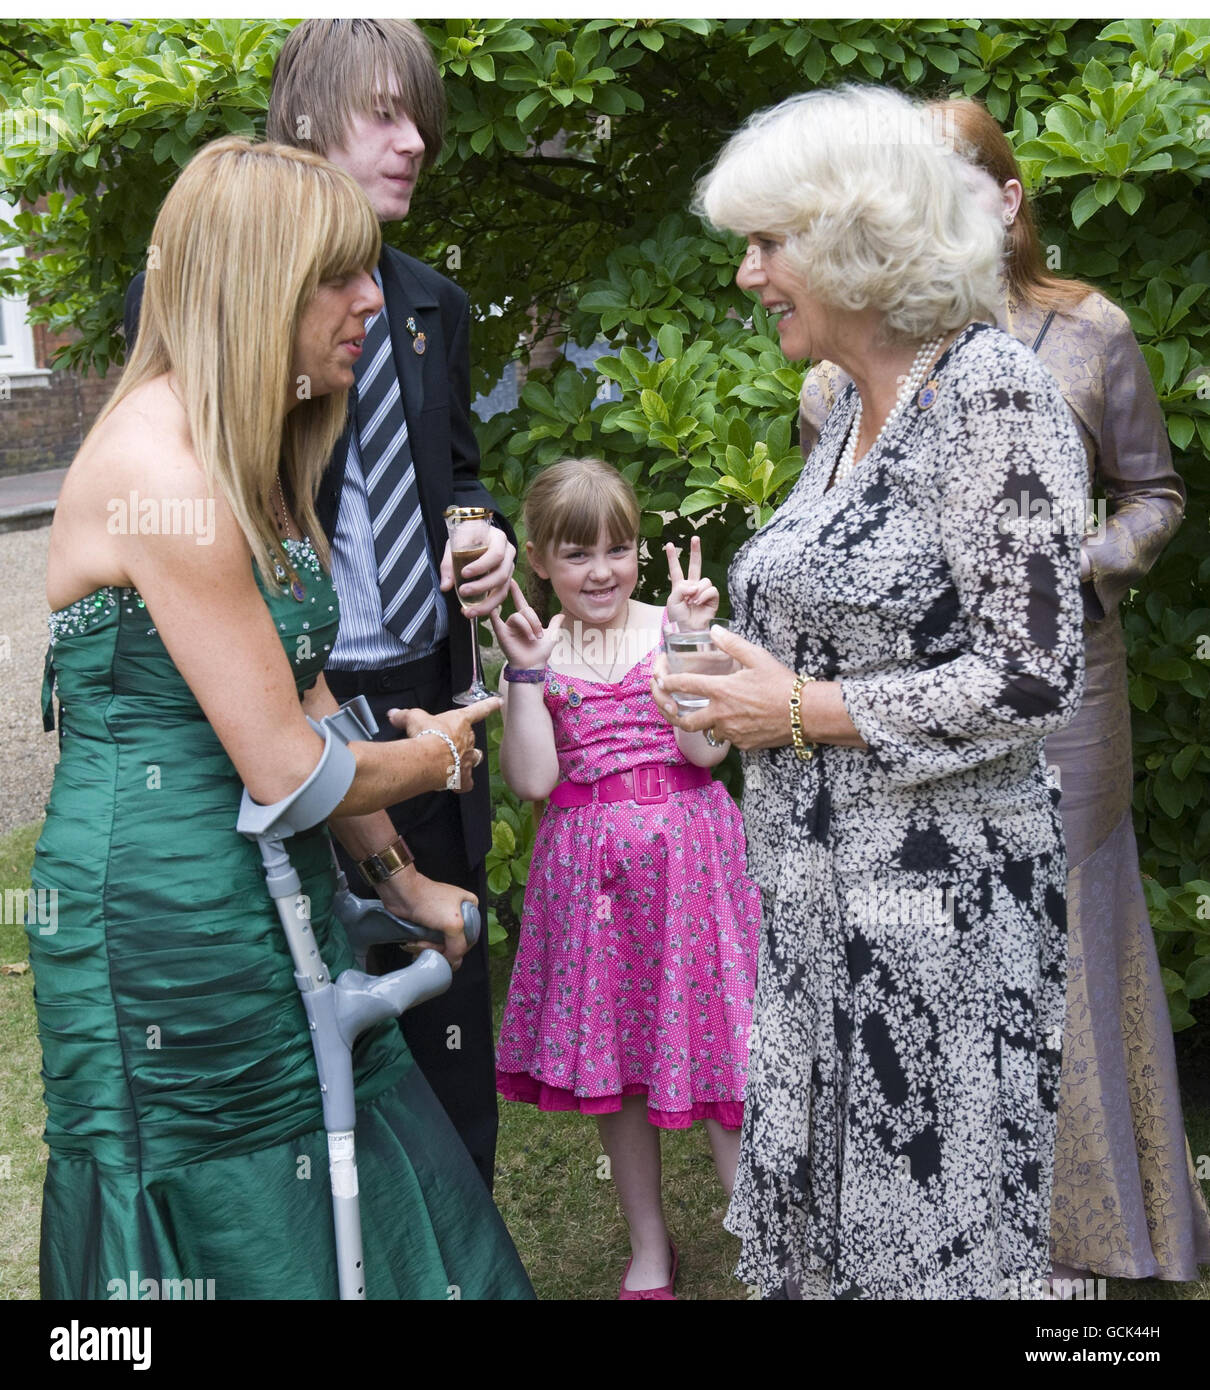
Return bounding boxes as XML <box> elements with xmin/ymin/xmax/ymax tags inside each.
<box><xmin>0</xmin><ymin>526</ymin><xmax>55</xmax><ymax>835</ymax></box>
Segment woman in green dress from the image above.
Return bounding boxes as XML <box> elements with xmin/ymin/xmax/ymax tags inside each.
<box><xmin>29</xmin><ymin>137</ymin><xmax>532</xmax><ymax>1300</ymax></box>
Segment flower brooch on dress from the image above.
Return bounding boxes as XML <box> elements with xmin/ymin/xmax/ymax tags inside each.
<box><xmin>547</xmin><ymin>678</ymin><xmax>582</xmax><ymax>707</ymax></box>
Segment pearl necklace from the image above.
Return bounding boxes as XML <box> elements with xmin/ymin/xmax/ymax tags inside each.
<box><xmin>834</xmin><ymin>334</ymin><xmax>945</xmax><ymax>485</ymax></box>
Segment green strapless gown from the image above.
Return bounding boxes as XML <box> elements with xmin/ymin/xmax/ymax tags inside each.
<box><xmin>29</xmin><ymin>539</ymin><xmax>533</xmax><ymax>1300</ymax></box>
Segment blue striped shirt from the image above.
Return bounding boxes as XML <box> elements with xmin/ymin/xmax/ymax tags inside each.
<box><xmin>328</xmin><ymin>284</ymin><xmax>448</xmax><ymax>670</ymax></box>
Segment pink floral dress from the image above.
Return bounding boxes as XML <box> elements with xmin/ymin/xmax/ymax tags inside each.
<box><xmin>495</xmin><ymin>630</ymin><xmax>762</xmax><ymax>1129</ymax></box>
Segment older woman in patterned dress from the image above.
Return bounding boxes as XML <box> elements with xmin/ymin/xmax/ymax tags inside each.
<box><xmin>651</xmin><ymin>85</ymin><xmax>1088</xmax><ymax>1299</ymax></box>
<box><xmin>799</xmin><ymin>98</ymin><xmax>1209</xmax><ymax>1291</ymax></box>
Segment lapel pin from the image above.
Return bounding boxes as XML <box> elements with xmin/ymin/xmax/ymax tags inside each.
<box><xmin>405</xmin><ymin>316</ymin><xmax>427</xmax><ymax>356</ymax></box>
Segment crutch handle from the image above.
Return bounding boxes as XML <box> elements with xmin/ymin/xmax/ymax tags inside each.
<box><xmin>333</xmin><ymin>883</ymin><xmax>446</xmax><ymax>957</ymax></box>
<box><xmin>333</xmin><ymin>953</ymin><xmax>454</xmax><ymax>1048</ymax></box>
<box><xmin>460</xmin><ymin>899</ymin><xmax>479</xmax><ymax>948</ymax></box>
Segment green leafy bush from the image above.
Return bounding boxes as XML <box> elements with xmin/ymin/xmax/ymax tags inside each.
<box><xmin>2</xmin><ymin>17</ymin><xmax>1207</xmax><ymax>1026</ymax></box>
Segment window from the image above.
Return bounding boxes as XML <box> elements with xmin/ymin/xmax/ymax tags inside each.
<box><xmin>0</xmin><ymin>198</ymin><xmax>45</xmax><ymax>380</ymax></box>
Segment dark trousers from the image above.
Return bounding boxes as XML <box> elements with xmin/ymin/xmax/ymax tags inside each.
<box><xmin>327</xmin><ymin>649</ymin><xmax>498</xmax><ymax>1192</ymax></box>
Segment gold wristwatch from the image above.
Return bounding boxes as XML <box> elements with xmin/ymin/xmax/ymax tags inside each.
<box><xmin>357</xmin><ymin>835</ymin><xmax>415</xmax><ymax>885</ymax></box>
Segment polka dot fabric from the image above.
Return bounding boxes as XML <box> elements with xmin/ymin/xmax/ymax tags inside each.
<box><xmin>495</xmin><ymin>632</ymin><xmax>762</xmax><ymax>1129</ymax></box>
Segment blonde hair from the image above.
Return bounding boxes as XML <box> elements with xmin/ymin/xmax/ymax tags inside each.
<box><xmin>102</xmin><ymin>136</ymin><xmax>380</xmax><ymax>587</ymax></box>
<box><xmin>694</xmin><ymin>85</ymin><xmax>1002</xmax><ymax>342</ymax></box>
<box><xmin>929</xmin><ymin>96</ymin><xmax>1096</xmax><ymax>315</ymax></box>
<box><xmin>267</xmin><ymin>18</ymin><xmax>445</xmax><ymax>165</ymax></box>
<box><xmin>522</xmin><ymin>458</ymin><xmax>640</xmax><ymax>621</ymax></box>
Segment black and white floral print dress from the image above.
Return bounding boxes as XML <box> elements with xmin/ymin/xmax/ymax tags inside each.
<box><xmin>726</xmin><ymin>322</ymin><xmax>1087</xmax><ymax>1299</ymax></box>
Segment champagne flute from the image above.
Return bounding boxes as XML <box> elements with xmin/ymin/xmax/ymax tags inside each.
<box><xmin>663</xmin><ymin>620</ymin><xmax>737</xmax><ymax>713</ymax></box>
<box><xmin>445</xmin><ymin>506</ymin><xmax>493</xmax><ymax>705</ymax></box>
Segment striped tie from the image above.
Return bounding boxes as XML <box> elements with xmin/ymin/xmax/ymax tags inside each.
<box><xmin>354</xmin><ymin>305</ymin><xmax>439</xmax><ymax>648</ymax></box>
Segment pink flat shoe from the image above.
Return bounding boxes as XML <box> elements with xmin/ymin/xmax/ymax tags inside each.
<box><xmin>618</xmin><ymin>1242</ymin><xmax>678</xmax><ymax>1300</ymax></box>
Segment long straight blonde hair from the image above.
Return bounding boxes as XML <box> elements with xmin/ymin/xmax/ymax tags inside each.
<box><xmin>100</xmin><ymin>136</ymin><xmax>380</xmax><ymax>586</ymax></box>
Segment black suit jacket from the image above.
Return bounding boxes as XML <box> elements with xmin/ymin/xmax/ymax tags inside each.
<box><xmin>314</xmin><ymin>244</ymin><xmax>515</xmax><ymax>695</ymax></box>
<box><xmin>124</xmin><ymin>245</ymin><xmax>512</xmax><ymax>866</ymax></box>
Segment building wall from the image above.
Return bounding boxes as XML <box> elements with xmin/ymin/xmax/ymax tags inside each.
<box><xmin>0</xmin><ymin>324</ymin><xmax>115</xmax><ymax>477</ymax></box>
<box><xmin>1</xmin><ymin>192</ymin><xmax>119</xmax><ymax>478</ymax></box>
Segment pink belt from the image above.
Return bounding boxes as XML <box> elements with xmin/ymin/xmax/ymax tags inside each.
<box><xmin>549</xmin><ymin>762</ymin><xmax>712</xmax><ymax>808</ymax></box>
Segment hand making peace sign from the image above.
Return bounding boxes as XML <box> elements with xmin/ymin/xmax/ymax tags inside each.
<box><xmin>664</xmin><ymin>534</ymin><xmax>719</xmax><ymax>629</ymax></box>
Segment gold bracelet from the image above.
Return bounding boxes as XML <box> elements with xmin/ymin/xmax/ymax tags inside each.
<box><xmin>357</xmin><ymin>834</ymin><xmax>415</xmax><ymax>885</ymax></box>
<box><xmin>789</xmin><ymin>673</ymin><xmax>817</xmax><ymax>762</ymax></box>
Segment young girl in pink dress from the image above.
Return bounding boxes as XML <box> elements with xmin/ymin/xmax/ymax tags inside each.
<box><xmin>491</xmin><ymin>456</ymin><xmax>762</xmax><ymax>1299</ymax></box>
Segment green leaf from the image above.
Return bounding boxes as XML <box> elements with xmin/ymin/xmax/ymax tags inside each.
<box><xmin>1168</xmin><ymin>414</ymin><xmax>1195</xmax><ymax>450</ymax></box>
<box><xmin>1144</xmin><ymin>277</ymin><xmax>1173</xmax><ymax>332</ymax></box>
<box><xmin>785</xmin><ymin>29</ymin><xmax>810</xmax><ymax>60</ymax></box>
<box><xmin>515</xmin><ymin>90</ymin><xmax>545</xmax><ymax>125</ymax></box>
<box><xmin>1155</xmin><ymin>337</ymin><xmax>1188</xmax><ymax>389</ymax></box>
<box><xmin>656</xmin><ymin>323</ymin><xmax>683</xmax><ymax>361</ymax></box>
<box><xmin>1116</xmin><ymin>183</ymin><xmax>1144</xmax><ymax>216</ymax></box>
<box><xmin>680</xmin><ymin>489</ymin><xmax>723</xmax><ymax>517</ymax></box>
<box><xmin>520</xmin><ymin>381</ymin><xmax>560</xmax><ymax>418</ymax></box>
<box><xmin>1045</xmin><ymin>105</ymin><xmax>1085</xmax><ymax>145</ymax></box>
<box><xmin>1145</xmin><ymin>655</ymin><xmax>1193</xmax><ymax>682</ymax></box>
<box><xmin>1085</xmin><ymin>55</ymin><xmax>1116</xmax><ymax>88</ymax></box>
<box><xmin>1153</xmin><ymin>769</ymin><xmax>1186</xmax><ymax>819</ymax></box>
<box><xmin>640</xmin><ymin>388</ymin><xmax>669</xmax><ymax>424</ymax></box>
<box><xmin>1069</xmin><ymin>184</ymin><xmax>1100</xmax><ymax>229</ymax></box>
<box><xmin>1129</xmin><ymin>676</ymin><xmax>1157</xmax><ymax>711</ymax></box>
<box><xmin>469</xmin><ymin>53</ymin><xmax>496</xmax><ymax>83</ymax></box>
<box><xmin>1171</xmin><ymin>744</ymin><xmax>1201</xmax><ymax>781</ymax></box>
<box><xmin>554</xmin><ymin>47</ymin><xmax>577</xmax><ymax>82</ymax></box>
<box><xmin>1184</xmin><ymin>956</ymin><xmax>1210</xmax><ymax>1001</ymax></box>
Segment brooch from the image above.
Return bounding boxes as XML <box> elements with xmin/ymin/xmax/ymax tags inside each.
<box><xmin>568</xmin><ymin>689</ymin><xmax>582</xmax><ymax>708</ymax></box>
<box><xmin>917</xmin><ymin>378</ymin><xmax>940</xmax><ymax>411</ymax></box>
<box><xmin>405</xmin><ymin>316</ymin><xmax>427</xmax><ymax>356</ymax></box>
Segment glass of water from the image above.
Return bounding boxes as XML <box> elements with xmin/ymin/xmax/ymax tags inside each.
<box><xmin>663</xmin><ymin>621</ymin><xmax>737</xmax><ymax>714</ymax></box>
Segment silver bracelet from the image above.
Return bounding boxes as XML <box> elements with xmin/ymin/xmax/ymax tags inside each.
<box><xmin>415</xmin><ymin>728</ymin><xmax>461</xmax><ymax>791</ymax></box>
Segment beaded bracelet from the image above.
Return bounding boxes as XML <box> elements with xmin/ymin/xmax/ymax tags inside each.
<box><xmin>415</xmin><ymin>728</ymin><xmax>462</xmax><ymax>791</ymax></box>
<box><xmin>789</xmin><ymin>674</ymin><xmax>817</xmax><ymax>762</ymax></box>
<box><xmin>502</xmin><ymin>665</ymin><xmax>547</xmax><ymax>684</ymax></box>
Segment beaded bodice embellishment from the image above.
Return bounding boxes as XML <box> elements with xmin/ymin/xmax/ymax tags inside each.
<box><xmin>48</xmin><ymin>588</ymin><xmax>122</xmax><ymax>645</ymax></box>
<box><xmin>48</xmin><ymin>540</ymin><xmax>330</xmax><ymax>661</ymax></box>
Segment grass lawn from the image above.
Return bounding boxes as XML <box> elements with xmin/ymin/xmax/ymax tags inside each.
<box><xmin>0</xmin><ymin>821</ymin><xmax>48</xmax><ymax>1301</ymax></box>
<box><xmin>1</xmin><ymin>818</ymin><xmax>1206</xmax><ymax>1301</ymax></box>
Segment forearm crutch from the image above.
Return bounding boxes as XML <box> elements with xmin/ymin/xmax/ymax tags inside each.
<box><xmin>237</xmin><ymin>694</ymin><xmax>480</xmax><ymax>1299</ymax></box>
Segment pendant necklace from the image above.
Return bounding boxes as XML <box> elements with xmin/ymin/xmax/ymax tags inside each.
<box><xmin>272</xmin><ymin>475</ymin><xmax>306</xmax><ymax>602</ymax></box>
<box><xmin>569</xmin><ymin>601</ymin><xmax>630</xmax><ymax>685</ymax></box>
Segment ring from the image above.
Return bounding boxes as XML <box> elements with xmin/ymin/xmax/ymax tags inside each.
<box><xmin>705</xmin><ymin>727</ymin><xmax>720</xmax><ymax>747</ymax></box>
